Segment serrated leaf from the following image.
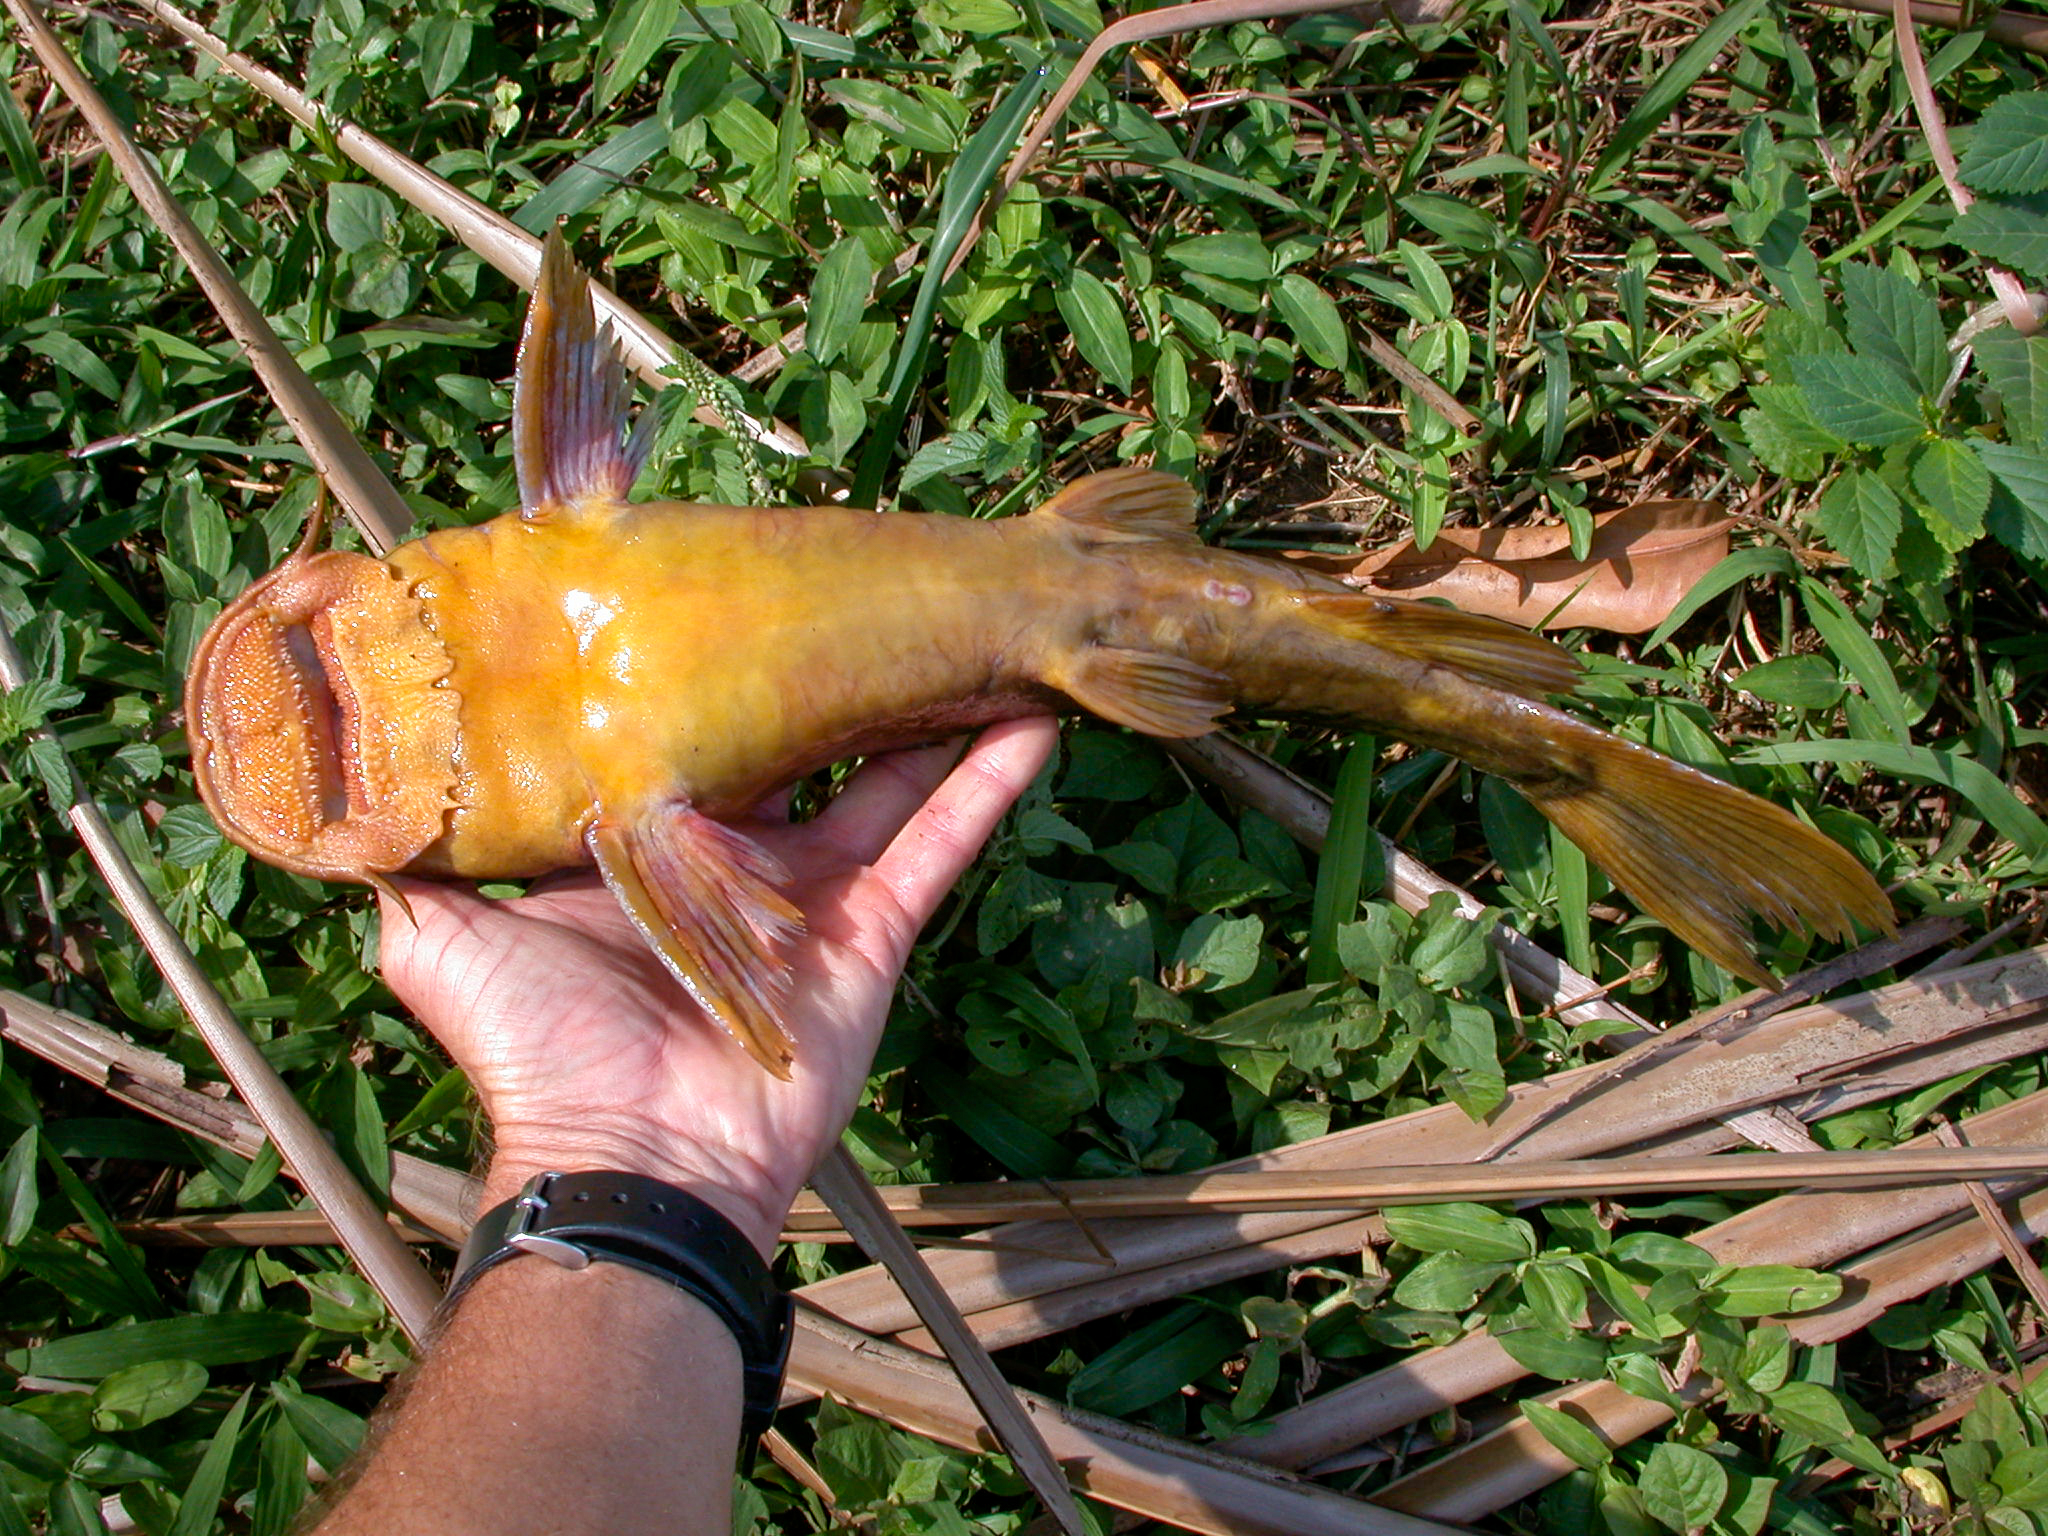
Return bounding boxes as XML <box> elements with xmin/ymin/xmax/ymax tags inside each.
<box><xmin>1950</xmin><ymin>197</ymin><xmax>2048</xmax><ymax>282</ymax></box>
<box><xmin>1273</xmin><ymin>272</ymin><xmax>1349</xmax><ymax>368</ymax></box>
<box><xmin>1978</xmin><ymin>440</ymin><xmax>2048</xmax><ymax>560</ymax></box>
<box><xmin>1810</xmin><ymin>467</ymin><xmax>1903</xmax><ymax>579</ymax></box>
<box><xmin>1840</xmin><ymin>264</ymin><xmax>1948</xmax><ymax>396</ymax></box>
<box><xmin>1055</xmin><ymin>269</ymin><xmax>1134</xmax><ymax>394</ymax></box>
<box><xmin>1911</xmin><ymin>436</ymin><xmax>1991</xmax><ymax>551</ymax></box>
<box><xmin>1740</xmin><ymin>404</ymin><xmax>1828</xmax><ymax>481</ymax></box>
<box><xmin>1790</xmin><ymin>353</ymin><xmax>1927</xmax><ymax>446</ymax></box>
<box><xmin>1959</xmin><ymin>91</ymin><xmax>2048</xmax><ymax>195</ymax></box>
<box><xmin>1977</xmin><ymin>331</ymin><xmax>2048</xmax><ymax>447</ymax></box>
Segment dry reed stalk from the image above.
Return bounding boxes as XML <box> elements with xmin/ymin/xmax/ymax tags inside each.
<box><xmin>796</xmin><ymin>945</ymin><xmax>2048</xmax><ymax>1342</ymax></box>
<box><xmin>809</xmin><ymin>1146</ymin><xmax>1088</xmax><ymax>1536</ymax></box>
<box><xmin>1373</xmin><ymin>1181</ymin><xmax>2048</xmax><ymax>1520</ymax></box>
<box><xmin>1237</xmin><ymin>1084</ymin><xmax>2048</xmax><ymax>1472</ymax></box>
<box><xmin>785</xmin><ymin>1306</ymin><xmax>1463</xmax><ymax>1536</ymax></box>
<box><xmin>107</xmin><ymin>1211</ymin><xmax>444</xmax><ymax>1246</ymax></box>
<box><xmin>0</xmin><ymin>986</ymin><xmax>474</xmax><ymax>1240</ymax></box>
<box><xmin>1802</xmin><ymin>0</ymin><xmax>2048</xmax><ymax>53</ymax></box>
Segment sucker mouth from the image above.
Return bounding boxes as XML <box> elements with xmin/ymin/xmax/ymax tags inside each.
<box><xmin>185</xmin><ymin>547</ymin><xmax>462</xmax><ymax>883</ymax></box>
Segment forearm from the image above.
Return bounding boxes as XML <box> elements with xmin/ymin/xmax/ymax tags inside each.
<box><xmin>307</xmin><ymin>1259</ymin><xmax>743</xmax><ymax>1536</ymax></box>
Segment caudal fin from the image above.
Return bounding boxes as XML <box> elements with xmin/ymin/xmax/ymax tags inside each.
<box><xmin>1519</xmin><ymin>728</ymin><xmax>1894</xmax><ymax>985</ymax></box>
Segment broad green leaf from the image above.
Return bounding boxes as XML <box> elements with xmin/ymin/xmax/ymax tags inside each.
<box><xmin>1958</xmin><ymin>91</ymin><xmax>2048</xmax><ymax>195</ymax></box>
<box><xmin>1789</xmin><ymin>353</ymin><xmax>1927</xmax><ymax>447</ymax></box>
<box><xmin>1055</xmin><ymin>269</ymin><xmax>1134</xmax><ymax>394</ymax></box>
<box><xmin>0</xmin><ymin>1406</ymin><xmax>70</xmax><ymax>1481</ymax></box>
<box><xmin>821</xmin><ymin>79</ymin><xmax>959</xmax><ymax>153</ymax></box>
<box><xmin>270</xmin><ymin>1381</ymin><xmax>367</xmax><ymax>1475</ymax></box>
<box><xmin>1385</xmin><ymin>1202</ymin><xmax>1536</xmax><ymax>1263</ymax></box>
<box><xmin>916</xmin><ymin>1063</ymin><xmax>1066</xmax><ymax>1177</ymax></box>
<box><xmin>1521</xmin><ymin>1400</ymin><xmax>1612</xmax><ymax>1469</ymax></box>
<box><xmin>6</xmin><ymin>1312</ymin><xmax>311</xmax><ymax>1379</ymax></box>
<box><xmin>0</xmin><ymin>1128</ymin><xmax>35</xmax><ymax>1245</ymax></box>
<box><xmin>1068</xmin><ymin>1303</ymin><xmax>1242</xmax><ymax>1414</ymax></box>
<box><xmin>1911</xmin><ymin>436</ymin><xmax>1991</xmax><ymax>551</ymax></box>
<box><xmin>1744</xmin><ymin>738</ymin><xmax>2048</xmax><ymax>867</ymax></box>
<box><xmin>1705</xmin><ymin>1264</ymin><xmax>1842</xmax><ymax>1316</ymax></box>
<box><xmin>1996</xmin><ymin>1446</ymin><xmax>2048</xmax><ymax>1509</ymax></box>
<box><xmin>1273</xmin><ymin>273</ymin><xmax>1349</xmax><ymax>369</ymax></box>
<box><xmin>1172</xmin><ymin>914</ymin><xmax>1263</xmax><ymax>991</ymax></box>
<box><xmin>1639</xmin><ymin>1442</ymin><xmax>1729</xmax><ymax>1533</ymax></box>
<box><xmin>1950</xmin><ymin>197</ymin><xmax>2048</xmax><ymax>282</ymax></box>
<box><xmin>1840</xmin><ymin>263</ymin><xmax>1947</xmax><ymax>396</ymax></box>
<box><xmin>1733</xmin><ymin>655</ymin><xmax>1842</xmax><ymax>710</ymax></box>
<box><xmin>1764</xmin><ymin>1379</ymin><xmax>1860</xmax><ymax>1444</ymax></box>
<box><xmin>93</xmin><ymin>1360</ymin><xmax>207</xmax><ymax>1432</ymax></box>
<box><xmin>1164</xmin><ymin>233</ymin><xmax>1273</xmax><ymax>283</ymax></box>
<box><xmin>596</xmin><ymin>0</ymin><xmax>680</xmax><ymax>113</ymax></box>
<box><xmin>1809</xmin><ymin>467</ymin><xmax>1903</xmax><ymax>580</ymax></box>
<box><xmin>806</xmin><ymin>239</ymin><xmax>873</xmax><ymax>369</ymax></box>
<box><xmin>1977</xmin><ymin>331</ymin><xmax>2048</xmax><ymax>447</ymax></box>
<box><xmin>414</xmin><ymin>15</ymin><xmax>475</xmax><ymax>97</ymax></box>
<box><xmin>324</xmin><ymin>182</ymin><xmax>394</xmax><ymax>254</ymax></box>
<box><xmin>511</xmin><ymin>118</ymin><xmax>670</xmax><ymax>234</ymax></box>
<box><xmin>1306</xmin><ymin>736</ymin><xmax>1379</xmax><ymax>986</ymax></box>
<box><xmin>1393</xmin><ymin>1252</ymin><xmax>1515</xmax><ymax>1311</ymax></box>
<box><xmin>1496</xmin><ymin>1322</ymin><xmax>1609</xmax><ymax>1380</ymax></box>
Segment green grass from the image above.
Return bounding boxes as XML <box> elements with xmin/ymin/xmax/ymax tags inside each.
<box><xmin>0</xmin><ymin>0</ymin><xmax>2045</xmax><ymax>1530</ymax></box>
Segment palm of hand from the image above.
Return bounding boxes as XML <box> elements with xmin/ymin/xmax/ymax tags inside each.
<box><xmin>375</xmin><ymin>721</ymin><xmax>1056</xmax><ymax>1247</ymax></box>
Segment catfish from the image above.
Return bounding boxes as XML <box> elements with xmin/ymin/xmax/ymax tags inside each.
<box><xmin>185</xmin><ymin>234</ymin><xmax>1893</xmax><ymax>1077</ymax></box>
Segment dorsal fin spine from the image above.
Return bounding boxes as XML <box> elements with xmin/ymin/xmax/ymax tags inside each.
<box><xmin>512</xmin><ymin>231</ymin><xmax>645</xmax><ymax>518</ymax></box>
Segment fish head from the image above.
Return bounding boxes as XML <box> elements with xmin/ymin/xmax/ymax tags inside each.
<box><xmin>185</xmin><ymin>541</ymin><xmax>463</xmax><ymax>884</ymax></box>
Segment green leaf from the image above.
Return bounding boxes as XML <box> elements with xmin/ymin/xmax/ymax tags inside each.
<box><xmin>1978</xmin><ymin>440</ymin><xmax>2048</xmax><ymax>559</ymax></box>
<box><xmin>1950</xmin><ymin>197</ymin><xmax>2048</xmax><ymax>283</ymax></box>
<box><xmin>167</xmin><ymin>1388</ymin><xmax>252</xmax><ymax>1536</ymax></box>
<box><xmin>1799</xmin><ymin>578</ymin><xmax>1912</xmax><ymax>743</ymax></box>
<box><xmin>512</xmin><ymin>118</ymin><xmax>670</xmax><ymax>234</ymax></box>
<box><xmin>1273</xmin><ymin>273</ymin><xmax>1349</xmax><ymax>369</ymax></box>
<box><xmin>1521</xmin><ymin>1400</ymin><xmax>1613</xmax><ymax>1469</ymax></box>
<box><xmin>414</xmin><ymin>14</ymin><xmax>475</xmax><ymax>96</ymax></box>
<box><xmin>1172</xmin><ymin>914</ymin><xmax>1263</xmax><ymax>991</ymax></box>
<box><xmin>1840</xmin><ymin>264</ymin><xmax>1947</xmax><ymax>396</ymax></box>
<box><xmin>1745</xmin><ymin>737</ymin><xmax>2048</xmax><ymax>867</ymax></box>
<box><xmin>1809</xmin><ymin>468</ymin><xmax>1903</xmax><ymax>580</ymax></box>
<box><xmin>1789</xmin><ymin>354</ymin><xmax>1927</xmax><ymax>447</ymax></box>
<box><xmin>92</xmin><ymin>1360</ymin><xmax>207</xmax><ymax>1432</ymax></box>
<box><xmin>1495</xmin><ymin>1322</ymin><xmax>1609</xmax><ymax>1380</ymax></box>
<box><xmin>821</xmin><ymin>79</ymin><xmax>959</xmax><ymax>153</ymax></box>
<box><xmin>1643</xmin><ymin>546</ymin><xmax>1800</xmax><ymax>652</ymax></box>
<box><xmin>1385</xmin><ymin>1202</ymin><xmax>1536</xmax><ymax>1263</ymax></box>
<box><xmin>1958</xmin><ymin>91</ymin><xmax>2048</xmax><ymax>195</ymax></box>
<box><xmin>1995</xmin><ymin>1446</ymin><xmax>2048</xmax><ymax>1509</ymax></box>
<box><xmin>1587</xmin><ymin>0</ymin><xmax>1767</xmax><ymax>191</ymax></box>
<box><xmin>1911</xmin><ymin>436</ymin><xmax>1992</xmax><ymax>551</ymax></box>
<box><xmin>324</xmin><ymin>182</ymin><xmax>394</xmax><ymax>255</ymax></box>
<box><xmin>0</xmin><ymin>1128</ymin><xmax>35</xmax><ymax>1245</ymax></box>
<box><xmin>1705</xmin><ymin>1264</ymin><xmax>1843</xmax><ymax>1316</ymax></box>
<box><xmin>1055</xmin><ymin>269</ymin><xmax>1134</xmax><ymax>395</ymax></box>
<box><xmin>1067</xmin><ymin>1303</ymin><xmax>1241</xmax><ymax>1414</ymax></box>
<box><xmin>596</xmin><ymin>0</ymin><xmax>680</xmax><ymax>112</ymax></box>
<box><xmin>1764</xmin><ymin>1380</ymin><xmax>1860</xmax><ymax>1445</ymax></box>
<box><xmin>6</xmin><ymin>1312</ymin><xmax>311</xmax><ymax>1379</ymax></box>
<box><xmin>916</xmin><ymin>1063</ymin><xmax>1066</xmax><ymax>1177</ymax></box>
<box><xmin>1306</xmin><ymin>736</ymin><xmax>1379</xmax><ymax>986</ymax></box>
<box><xmin>1639</xmin><ymin>1442</ymin><xmax>1729</xmax><ymax>1533</ymax></box>
<box><xmin>1164</xmin><ymin>233</ymin><xmax>1273</xmax><ymax>283</ymax></box>
<box><xmin>0</xmin><ymin>1406</ymin><xmax>72</xmax><ymax>1481</ymax></box>
<box><xmin>806</xmin><ymin>239</ymin><xmax>872</xmax><ymax>369</ymax></box>
<box><xmin>1977</xmin><ymin>331</ymin><xmax>2048</xmax><ymax>447</ymax></box>
<box><xmin>270</xmin><ymin>1380</ymin><xmax>366</xmax><ymax>1475</ymax></box>
<box><xmin>1733</xmin><ymin>655</ymin><xmax>1842</xmax><ymax>710</ymax></box>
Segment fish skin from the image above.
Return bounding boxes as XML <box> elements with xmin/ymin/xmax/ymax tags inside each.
<box><xmin>185</xmin><ymin>233</ymin><xmax>1895</xmax><ymax>1077</ymax></box>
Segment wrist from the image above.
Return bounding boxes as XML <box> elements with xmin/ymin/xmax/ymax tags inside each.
<box><xmin>483</xmin><ymin>1142</ymin><xmax>787</xmax><ymax>1261</ymax></box>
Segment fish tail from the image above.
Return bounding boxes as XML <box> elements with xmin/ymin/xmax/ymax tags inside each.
<box><xmin>1269</xmin><ymin>590</ymin><xmax>1894</xmax><ymax>982</ymax></box>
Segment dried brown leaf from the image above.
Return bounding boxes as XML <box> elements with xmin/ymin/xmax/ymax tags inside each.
<box><xmin>1295</xmin><ymin>500</ymin><xmax>1735</xmax><ymax>633</ymax></box>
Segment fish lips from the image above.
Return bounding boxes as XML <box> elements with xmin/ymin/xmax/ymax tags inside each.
<box><xmin>185</xmin><ymin>549</ymin><xmax>462</xmax><ymax>884</ymax></box>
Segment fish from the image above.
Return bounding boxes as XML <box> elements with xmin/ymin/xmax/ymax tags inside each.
<box><xmin>183</xmin><ymin>233</ymin><xmax>1894</xmax><ymax>1079</ymax></box>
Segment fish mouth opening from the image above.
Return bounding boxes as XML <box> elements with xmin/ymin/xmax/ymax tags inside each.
<box><xmin>186</xmin><ymin>550</ymin><xmax>462</xmax><ymax>883</ymax></box>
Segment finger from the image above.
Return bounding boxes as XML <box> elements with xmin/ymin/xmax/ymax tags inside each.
<box><xmin>796</xmin><ymin>736</ymin><xmax>971</xmax><ymax>867</ymax></box>
<box><xmin>869</xmin><ymin>715</ymin><xmax>1057</xmax><ymax>932</ymax></box>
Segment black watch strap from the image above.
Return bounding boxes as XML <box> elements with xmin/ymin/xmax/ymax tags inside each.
<box><xmin>446</xmin><ymin>1170</ymin><xmax>791</xmax><ymax>1438</ymax></box>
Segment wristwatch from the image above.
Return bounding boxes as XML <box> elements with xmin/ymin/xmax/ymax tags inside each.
<box><xmin>445</xmin><ymin>1170</ymin><xmax>793</xmax><ymax>1438</ymax></box>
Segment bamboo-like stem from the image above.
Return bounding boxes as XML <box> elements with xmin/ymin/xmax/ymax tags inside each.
<box><xmin>127</xmin><ymin>0</ymin><xmax>809</xmax><ymax>460</ymax></box>
<box><xmin>787</xmin><ymin>1306</ymin><xmax>1463</xmax><ymax>1536</ymax></box>
<box><xmin>0</xmin><ymin>632</ymin><xmax>443</xmax><ymax>1339</ymax></box>
<box><xmin>1936</xmin><ymin>1119</ymin><xmax>2048</xmax><ymax>1318</ymax></box>
<box><xmin>1</xmin><ymin>0</ymin><xmax>413</xmax><ymax>554</ymax></box>
<box><xmin>780</xmin><ymin>1147</ymin><xmax>2048</xmax><ymax>1227</ymax></box>
<box><xmin>809</xmin><ymin>1147</ymin><xmax>1088</xmax><ymax>1536</ymax></box>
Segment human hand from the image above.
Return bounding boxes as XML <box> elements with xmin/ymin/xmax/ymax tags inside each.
<box><xmin>375</xmin><ymin>717</ymin><xmax>1058</xmax><ymax>1257</ymax></box>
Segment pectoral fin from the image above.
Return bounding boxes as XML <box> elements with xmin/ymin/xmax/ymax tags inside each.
<box><xmin>513</xmin><ymin>232</ymin><xmax>656</xmax><ymax>520</ymax></box>
<box><xmin>1051</xmin><ymin>646</ymin><xmax>1233</xmax><ymax>737</ymax></box>
<box><xmin>587</xmin><ymin>804</ymin><xmax>805</xmax><ymax>1078</ymax></box>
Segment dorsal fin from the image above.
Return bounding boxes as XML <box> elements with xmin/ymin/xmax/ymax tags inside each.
<box><xmin>1296</xmin><ymin>591</ymin><xmax>1583</xmax><ymax>699</ymax></box>
<box><xmin>512</xmin><ymin>231</ymin><xmax>654</xmax><ymax>519</ymax></box>
<box><xmin>1034</xmin><ymin>468</ymin><xmax>1200</xmax><ymax>542</ymax></box>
